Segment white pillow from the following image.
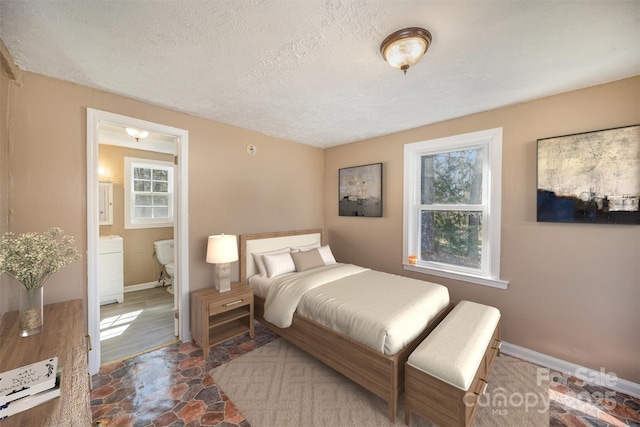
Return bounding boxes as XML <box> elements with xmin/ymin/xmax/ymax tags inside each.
<box><xmin>292</xmin><ymin>242</ymin><xmax>321</xmax><ymax>252</ymax></box>
<box><xmin>263</xmin><ymin>252</ymin><xmax>296</xmax><ymax>278</ymax></box>
<box><xmin>318</xmin><ymin>245</ymin><xmax>336</xmax><ymax>265</ymax></box>
<box><xmin>252</xmin><ymin>247</ymin><xmax>290</xmax><ymax>277</ymax></box>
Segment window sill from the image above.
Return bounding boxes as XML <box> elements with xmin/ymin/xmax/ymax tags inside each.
<box><xmin>403</xmin><ymin>264</ymin><xmax>509</xmax><ymax>289</ymax></box>
<box><xmin>125</xmin><ymin>221</ymin><xmax>174</xmax><ymax>230</ymax></box>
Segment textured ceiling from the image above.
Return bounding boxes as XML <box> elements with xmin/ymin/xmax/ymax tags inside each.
<box><xmin>1</xmin><ymin>1</ymin><xmax>639</xmax><ymax>148</ymax></box>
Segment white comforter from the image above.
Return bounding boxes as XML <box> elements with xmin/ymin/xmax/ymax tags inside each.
<box><xmin>263</xmin><ymin>263</ymin><xmax>450</xmax><ymax>355</ymax></box>
<box><xmin>264</xmin><ymin>263</ymin><xmax>368</xmax><ymax>327</ymax></box>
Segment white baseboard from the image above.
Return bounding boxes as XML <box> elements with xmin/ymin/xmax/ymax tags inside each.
<box><xmin>124</xmin><ymin>280</ymin><xmax>172</xmax><ymax>293</ymax></box>
<box><xmin>501</xmin><ymin>341</ymin><xmax>640</xmax><ymax>399</ymax></box>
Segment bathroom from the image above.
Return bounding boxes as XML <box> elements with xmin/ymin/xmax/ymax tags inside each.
<box><xmin>98</xmin><ymin>124</ymin><xmax>177</xmax><ymax>363</ymax></box>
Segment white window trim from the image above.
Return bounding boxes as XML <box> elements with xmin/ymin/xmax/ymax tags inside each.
<box><xmin>124</xmin><ymin>157</ymin><xmax>174</xmax><ymax>229</ymax></box>
<box><xmin>403</xmin><ymin>127</ymin><xmax>508</xmax><ymax>289</ymax></box>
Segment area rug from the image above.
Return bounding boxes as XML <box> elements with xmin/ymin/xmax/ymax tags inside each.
<box><xmin>210</xmin><ymin>338</ymin><xmax>550</xmax><ymax>426</ymax></box>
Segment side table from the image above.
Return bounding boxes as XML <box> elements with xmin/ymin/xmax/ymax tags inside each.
<box><xmin>190</xmin><ymin>283</ymin><xmax>254</xmax><ymax>358</ymax></box>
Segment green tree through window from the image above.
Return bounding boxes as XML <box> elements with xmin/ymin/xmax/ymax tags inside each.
<box><xmin>421</xmin><ymin>149</ymin><xmax>483</xmax><ymax>268</ymax></box>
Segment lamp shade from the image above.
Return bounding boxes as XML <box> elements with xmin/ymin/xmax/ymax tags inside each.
<box><xmin>206</xmin><ymin>234</ymin><xmax>238</xmax><ymax>264</ymax></box>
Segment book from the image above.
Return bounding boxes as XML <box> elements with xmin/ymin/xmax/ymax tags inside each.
<box><xmin>0</xmin><ymin>357</ymin><xmax>58</xmax><ymax>405</ymax></box>
<box><xmin>0</xmin><ymin>372</ymin><xmax>61</xmax><ymax>418</ymax></box>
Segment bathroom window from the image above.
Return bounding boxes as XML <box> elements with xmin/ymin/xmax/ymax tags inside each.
<box><xmin>124</xmin><ymin>157</ymin><xmax>174</xmax><ymax>229</ymax></box>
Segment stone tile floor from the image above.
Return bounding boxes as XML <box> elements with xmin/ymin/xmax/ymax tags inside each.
<box><xmin>91</xmin><ymin>323</ymin><xmax>640</xmax><ymax>426</ymax></box>
<box><xmin>548</xmin><ymin>369</ymin><xmax>640</xmax><ymax>427</ymax></box>
<box><xmin>90</xmin><ymin>323</ymin><xmax>278</xmax><ymax>426</ymax></box>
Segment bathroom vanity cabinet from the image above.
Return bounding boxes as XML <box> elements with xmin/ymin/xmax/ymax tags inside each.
<box><xmin>98</xmin><ymin>235</ymin><xmax>124</xmax><ymax>305</ymax></box>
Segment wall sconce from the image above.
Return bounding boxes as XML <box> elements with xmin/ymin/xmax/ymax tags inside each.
<box><xmin>125</xmin><ymin>127</ymin><xmax>149</xmax><ymax>142</ymax></box>
<box><xmin>206</xmin><ymin>234</ymin><xmax>238</xmax><ymax>292</ymax></box>
<box><xmin>98</xmin><ymin>166</ymin><xmax>110</xmax><ymax>179</ymax></box>
<box><xmin>380</xmin><ymin>27</ymin><xmax>432</xmax><ymax>75</ymax></box>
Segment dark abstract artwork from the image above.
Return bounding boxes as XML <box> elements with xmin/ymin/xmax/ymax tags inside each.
<box><xmin>339</xmin><ymin>163</ymin><xmax>382</xmax><ymax>217</ymax></box>
<box><xmin>537</xmin><ymin>124</ymin><xmax>640</xmax><ymax>224</ymax></box>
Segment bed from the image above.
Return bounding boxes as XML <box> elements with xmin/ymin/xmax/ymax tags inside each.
<box><xmin>239</xmin><ymin>229</ymin><xmax>454</xmax><ymax>421</ymax></box>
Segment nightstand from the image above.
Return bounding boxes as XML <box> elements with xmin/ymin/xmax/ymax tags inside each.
<box><xmin>190</xmin><ymin>282</ymin><xmax>254</xmax><ymax>358</ymax></box>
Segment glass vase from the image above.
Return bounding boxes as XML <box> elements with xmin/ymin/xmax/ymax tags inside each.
<box><xmin>19</xmin><ymin>287</ymin><xmax>43</xmax><ymax>337</ymax></box>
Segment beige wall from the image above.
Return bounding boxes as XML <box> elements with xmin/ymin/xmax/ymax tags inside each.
<box><xmin>324</xmin><ymin>76</ymin><xmax>640</xmax><ymax>383</ymax></box>
<box><xmin>3</xmin><ymin>71</ymin><xmax>323</xmax><ymax>308</ymax></box>
<box><xmin>98</xmin><ymin>145</ymin><xmax>174</xmax><ymax>287</ymax></box>
<box><xmin>0</xmin><ymin>57</ymin><xmax>9</xmax><ymax>321</ymax></box>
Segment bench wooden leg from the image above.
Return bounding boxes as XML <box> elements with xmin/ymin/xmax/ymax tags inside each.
<box><xmin>389</xmin><ymin>399</ymin><xmax>397</xmax><ymax>422</ymax></box>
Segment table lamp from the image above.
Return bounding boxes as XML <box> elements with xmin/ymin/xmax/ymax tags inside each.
<box><xmin>206</xmin><ymin>234</ymin><xmax>238</xmax><ymax>292</ymax></box>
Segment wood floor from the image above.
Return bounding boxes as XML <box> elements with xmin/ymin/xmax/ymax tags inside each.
<box><xmin>99</xmin><ymin>287</ymin><xmax>177</xmax><ymax>364</ymax></box>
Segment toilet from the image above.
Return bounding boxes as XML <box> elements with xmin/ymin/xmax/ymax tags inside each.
<box><xmin>154</xmin><ymin>239</ymin><xmax>174</xmax><ymax>281</ymax></box>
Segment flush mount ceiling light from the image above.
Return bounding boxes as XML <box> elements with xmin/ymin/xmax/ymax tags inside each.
<box><xmin>125</xmin><ymin>127</ymin><xmax>149</xmax><ymax>142</ymax></box>
<box><xmin>380</xmin><ymin>27</ymin><xmax>432</xmax><ymax>75</ymax></box>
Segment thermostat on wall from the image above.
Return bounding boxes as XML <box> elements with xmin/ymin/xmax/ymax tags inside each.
<box><xmin>247</xmin><ymin>144</ymin><xmax>257</xmax><ymax>155</ymax></box>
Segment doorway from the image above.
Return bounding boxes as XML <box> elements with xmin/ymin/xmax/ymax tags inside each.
<box><xmin>86</xmin><ymin>109</ymin><xmax>190</xmax><ymax>375</ymax></box>
<box><xmin>98</xmin><ymin>124</ymin><xmax>175</xmax><ymax>363</ymax></box>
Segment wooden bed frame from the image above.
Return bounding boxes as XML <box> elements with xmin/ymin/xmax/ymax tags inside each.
<box><xmin>239</xmin><ymin>229</ymin><xmax>454</xmax><ymax>421</ymax></box>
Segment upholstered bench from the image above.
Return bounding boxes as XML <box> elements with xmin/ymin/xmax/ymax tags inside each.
<box><xmin>404</xmin><ymin>300</ymin><xmax>501</xmax><ymax>427</ymax></box>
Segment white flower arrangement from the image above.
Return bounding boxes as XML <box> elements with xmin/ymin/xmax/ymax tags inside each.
<box><xmin>0</xmin><ymin>227</ymin><xmax>81</xmax><ymax>290</ymax></box>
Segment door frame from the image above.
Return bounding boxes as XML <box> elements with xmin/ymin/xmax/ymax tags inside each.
<box><xmin>86</xmin><ymin>108</ymin><xmax>190</xmax><ymax>374</ymax></box>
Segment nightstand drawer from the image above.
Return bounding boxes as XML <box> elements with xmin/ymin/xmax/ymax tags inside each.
<box><xmin>209</xmin><ymin>296</ymin><xmax>249</xmax><ymax>315</ymax></box>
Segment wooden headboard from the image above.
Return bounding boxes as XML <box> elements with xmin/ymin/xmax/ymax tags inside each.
<box><xmin>239</xmin><ymin>229</ymin><xmax>323</xmax><ymax>284</ymax></box>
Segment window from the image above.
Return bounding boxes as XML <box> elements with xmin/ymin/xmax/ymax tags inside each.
<box><xmin>124</xmin><ymin>157</ymin><xmax>174</xmax><ymax>229</ymax></box>
<box><xmin>403</xmin><ymin>128</ymin><xmax>508</xmax><ymax>289</ymax></box>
